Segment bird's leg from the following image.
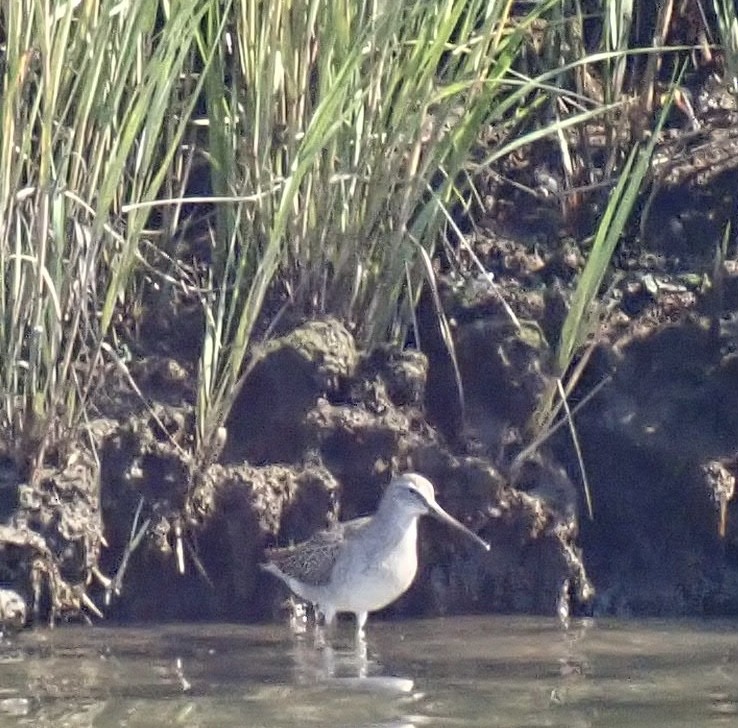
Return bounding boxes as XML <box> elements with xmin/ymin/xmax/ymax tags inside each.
<box><xmin>314</xmin><ymin>626</ymin><xmax>327</xmax><ymax>649</ymax></box>
<box><xmin>287</xmin><ymin>598</ymin><xmax>308</xmax><ymax>634</ymax></box>
<box><xmin>323</xmin><ymin>605</ymin><xmax>337</xmax><ymax>629</ymax></box>
<box><xmin>356</xmin><ymin>611</ymin><xmax>368</xmax><ymax>640</ymax></box>
<box><xmin>354</xmin><ymin>633</ymin><xmax>368</xmax><ymax>677</ymax></box>
<box><xmin>314</xmin><ymin>605</ymin><xmax>336</xmax><ymax>649</ymax></box>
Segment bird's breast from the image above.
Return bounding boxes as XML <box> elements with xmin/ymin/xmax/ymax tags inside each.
<box><xmin>328</xmin><ymin>522</ymin><xmax>420</xmax><ymax>611</ymax></box>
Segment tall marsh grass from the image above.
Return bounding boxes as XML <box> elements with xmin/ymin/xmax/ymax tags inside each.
<box><xmin>193</xmin><ymin>0</ymin><xmax>579</xmax><ymax>456</ymax></box>
<box><xmin>0</xmin><ymin>0</ymin><xmax>719</xmax><ymax>472</ymax></box>
<box><xmin>0</xmin><ymin>1</ymin><xmax>208</xmax><ymax>470</ymax></box>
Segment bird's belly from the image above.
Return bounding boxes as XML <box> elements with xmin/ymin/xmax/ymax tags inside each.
<box><xmin>330</xmin><ymin>550</ymin><xmax>417</xmax><ymax>613</ymax></box>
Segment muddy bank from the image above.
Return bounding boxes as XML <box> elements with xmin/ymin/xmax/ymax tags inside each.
<box><xmin>6</xmin><ymin>254</ymin><xmax>738</xmax><ymax>628</ymax></box>
<box><xmin>0</xmin><ymin>314</ymin><xmax>594</xmax><ymax>627</ymax></box>
<box><xmin>2</xmin><ymin>267</ymin><xmax>737</xmax><ymax>626</ymax></box>
<box><xmin>95</xmin><ymin>318</ymin><xmax>590</xmax><ymax>623</ymax></box>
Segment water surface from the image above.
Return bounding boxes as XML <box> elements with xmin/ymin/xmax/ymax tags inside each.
<box><xmin>0</xmin><ymin>616</ymin><xmax>735</xmax><ymax>727</ymax></box>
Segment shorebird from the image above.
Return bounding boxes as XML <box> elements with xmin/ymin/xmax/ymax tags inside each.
<box><xmin>261</xmin><ymin>472</ymin><xmax>489</xmax><ymax>634</ymax></box>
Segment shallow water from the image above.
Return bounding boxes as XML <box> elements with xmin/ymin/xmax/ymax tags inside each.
<box><xmin>0</xmin><ymin>616</ymin><xmax>735</xmax><ymax>727</ymax></box>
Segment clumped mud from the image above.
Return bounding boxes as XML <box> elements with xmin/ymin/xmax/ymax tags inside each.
<box><xmin>0</xmin><ymin>312</ymin><xmax>594</xmax><ymax>627</ymax></box>
<box><xmin>0</xmin><ymin>438</ymin><xmax>105</xmax><ymax>628</ymax></box>
<box><xmin>97</xmin><ymin>318</ymin><xmax>591</xmax><ymax>622</ymax></box>
<box><xmin>453</xmin><ymin>82</ymin><xmax>738</xmax><ymax>616</ymax></box>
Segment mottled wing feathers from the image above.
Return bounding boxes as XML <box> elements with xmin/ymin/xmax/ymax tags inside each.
<box><xmin>264</xmin><ymin>517</ymin><xmax>370</xmax><ymax>586</ymax></box>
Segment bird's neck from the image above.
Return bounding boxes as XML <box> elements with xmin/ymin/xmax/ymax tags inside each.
<box><xmin>371</xmin><ymin>502</ymin><xmax>419</xmax><ymax>548</ymax></box>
